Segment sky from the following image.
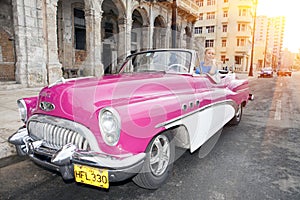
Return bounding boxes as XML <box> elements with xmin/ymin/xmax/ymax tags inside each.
<box><xmin>256</xmin><ymin>0</ymin><xmax>300</xmax><ymax>53</ymax></box>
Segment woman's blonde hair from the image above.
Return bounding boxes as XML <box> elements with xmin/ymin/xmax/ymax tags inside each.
<box><xmin>204</xmin><ymin>47</ymin><xmax>215</xmax><ymax>54</ymax></box>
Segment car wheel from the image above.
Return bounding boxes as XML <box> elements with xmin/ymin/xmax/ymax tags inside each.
<box><xmin>133</xmin><ymin>133</ymin><xmax>175</xmax><ymax>189</ymax></box>
<box><xmin>229</xmin><ymin>104</ymin><xmax>243</xmax><ymax>125</ymax></box>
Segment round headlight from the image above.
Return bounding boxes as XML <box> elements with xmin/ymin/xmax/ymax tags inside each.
<box><xmin>17</xmin><ymin>99</ymin><xmax>27</xmax><ymax>123</ymax></box>
<box><xmin>99</xmin><ymin>107</ymin><xmax>121</xmax><ymax>146</ymax></box>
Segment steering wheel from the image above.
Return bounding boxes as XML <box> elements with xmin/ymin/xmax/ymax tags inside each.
<box><xmin>167</xmin><ymin>64</ymin><xmax>189</xmax><ymax>72</ymax></box>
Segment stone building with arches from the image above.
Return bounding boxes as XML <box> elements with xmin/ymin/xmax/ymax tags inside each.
<box><xmin>0</xmin><ymin>0</ymin><xmax>200</xmax><ymax>87</ymax></box>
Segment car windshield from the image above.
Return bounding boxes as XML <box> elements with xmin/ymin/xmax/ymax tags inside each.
<box><xmin>119</xmin><ymin>50</ymin><xmax>192</xmax><ymax>74</ymax></box>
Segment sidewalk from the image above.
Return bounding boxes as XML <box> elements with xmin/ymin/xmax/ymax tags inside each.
<box><xmin>0</xmin><ymin>86</ymin><xmax>42</xmax><ymax>160</ymax></box>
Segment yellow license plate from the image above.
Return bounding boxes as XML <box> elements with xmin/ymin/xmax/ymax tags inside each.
<box><xmin>74</xmin><ymin>164</ymin><xmax>109</xmax><ymax>189</ymax></box>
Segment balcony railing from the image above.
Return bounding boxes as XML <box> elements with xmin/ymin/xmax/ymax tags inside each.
<box><xmin>235</xmin><ymin>46</ymin><xmax>250</xmax><ymax>53</ymax></box>
<box><xmin>156</xmin><ymin>0</ymin><xmax>201</xmax><ymax>21</ymax></box>
<box><xmin>178</xmin><ymin>0</ymin><xmax>200</xmax><ymax>16</ymax></box>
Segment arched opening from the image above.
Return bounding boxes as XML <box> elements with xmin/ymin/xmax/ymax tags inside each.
<box><xmin>102</xmin><ymin>0</ymin><xmax>120</xmax><ymax>74</ymax></box>
<box><xmin>131</xmin><ymin>9</ymin><xmax>143</xmax><ymax>53</ymax></box>
<box><xmin>56</xmin><ymin>1</ymin><xmax>86</xmax><ymax>78</ymax></box>
<box><xmin>153</xmin><ymin>16</ymin><xmax>167</xmax><ymax>49</ymax></box>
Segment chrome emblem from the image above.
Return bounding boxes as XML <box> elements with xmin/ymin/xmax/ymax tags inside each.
<box><xmin>40</xmin><ymin>101</ymin><xmax>55</xmax><ymax>111</ymax></box>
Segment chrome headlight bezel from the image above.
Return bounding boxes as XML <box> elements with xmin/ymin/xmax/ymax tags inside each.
<box><xmin>17</xmin><ymin>99</ymin><xmax>27</xmax><ymax>123</ymax></box>
<box><xmin>98</xmin><ymin>107</ymin><xmax>121</xmax><ymax>146</ymax></box>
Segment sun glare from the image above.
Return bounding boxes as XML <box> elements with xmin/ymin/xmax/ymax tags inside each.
<box><xmin>257</xmin><ymin>0</ymin><xmax>300</xmax><ymax>52</ymax></box>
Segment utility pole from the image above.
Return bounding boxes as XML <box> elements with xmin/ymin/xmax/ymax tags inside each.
<box><xmin>249</xmin><ymin>0</ymin><xmax>258</xmax><ymax>76</ymax></box>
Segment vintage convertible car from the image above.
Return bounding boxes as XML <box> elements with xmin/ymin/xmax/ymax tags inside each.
<box><xmin>9</xmin><ymin>49</ymin><xmax>252</xmax><ymax>190</ymax></box>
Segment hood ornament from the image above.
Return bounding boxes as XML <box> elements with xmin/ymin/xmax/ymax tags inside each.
<box><xmin>40</xmin><ymin>101</ymin><xmax>55</xmax><ymax>111</ymax></box>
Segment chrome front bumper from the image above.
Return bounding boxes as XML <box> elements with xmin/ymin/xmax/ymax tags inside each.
<box><xmin>9</xmin><ymin>127</ymin><xmax>146</xmax><ymax>182</ymax></box>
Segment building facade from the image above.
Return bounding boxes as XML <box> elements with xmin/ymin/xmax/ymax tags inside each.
<box><xmin>194</xmin><ymin>0</ymin><xmax>255</xmax><ymax>72</ymax></box>
<box><xmin>253</xmin><ymin>15</ymin><xmax>268</xmax><ymax>70</ymax></box>
<box><xmin>0</xmin><ymin>0</ymin><xmax>200</xmax><ymax>87</ymax></box>
<box><xmin>266</xmin><ymin>16</ymin><xmax>285</xmax><ymax>70</ymax></box>
<box><xmin>254</xmin><ymin>15</ymin><xmax>285</xmax><ymax>70</ymax></box>
<box><xmin>281</xmin><ymin>48</ymin><xmax>294</xmax><ymax>70</ymax></box>
<box><xmin>0</xmin><ymin>0</ymin><xmax>15</xmax><ymax>81</ymax></box>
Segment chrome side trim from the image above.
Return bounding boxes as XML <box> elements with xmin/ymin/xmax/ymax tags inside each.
<box><xmin>155</xmin><ymin>100</ymin><xmax>236</xmax><ymax>128</ymax></box>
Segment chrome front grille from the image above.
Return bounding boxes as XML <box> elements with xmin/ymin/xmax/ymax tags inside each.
<box><xmin>28</xmin><ymin>121</ymin><xmax>90</xmax><ymax>150</ymax></box>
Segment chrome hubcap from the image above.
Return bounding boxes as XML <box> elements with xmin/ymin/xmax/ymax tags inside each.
<box><xmin>149</xmin><ymin>135</ymin><xmax>170</xmax><ymax>176</ymax></box>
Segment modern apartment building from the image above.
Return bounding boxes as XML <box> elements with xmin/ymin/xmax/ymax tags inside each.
<box><xmin>254</xmin><ymin>15</ymin><xmax>285</xmax><ymax>70</ymax></box>
<box><xmin>253</xmin><ymin>15</ymin><xmax>268</xmax><ymax>69</ymax></box>
<box><xmin>194</xmin><ymin>0</ymin><xmax>255</xmax><ymax>72</ymax></box>
<box><xmin>267</xmin><ymin>16</ymin><xmax>285</xmax><ymax>70</ymax></box>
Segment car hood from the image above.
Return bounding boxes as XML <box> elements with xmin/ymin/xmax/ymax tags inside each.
<box><xmin>36</xmin><ymin>73</ymin><xmax>194</xmax><ymax>121</ymax></box>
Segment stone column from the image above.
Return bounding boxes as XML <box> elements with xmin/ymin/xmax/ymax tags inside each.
<box><xmin>148</xmin><ymin>4</ymin><xmax>154</xmax><ymax>49</ymax></box>
<box><xmin>166</xmin><ymin>15</ymin><xmax>172</xmax><ymax>48</ymax></box>
<box><xmin>12</xmin><ymin>0</ymin><xmax>48</xmax><ymax>86</ymax></box>
<box><xmin>190</xmin><ymin>23</ymin><xmax>195</xmax><ymax>50</ymax></box>
<box><xmin>84</xmin><ymin>1</ymin><xmax>103</xmax><ymax>77</ymax></box>
<box><xmin>242</xmin><ymin>54</ymin><xmax>247</xmax><ymax>72</ymax></box>
<box><xmin>142</xmin><ymin>25</ymin><xmax>150</xmax><ymax>50</ymax></box>
<box><xmin>44</xmin><ymin>0</ymin><xmax>62</xmax><ymax>84</ymax></box>
<box><xmin>118</xmin><ymin>16</ymin><xmax>131</xmax><ymax>61</ymax></box>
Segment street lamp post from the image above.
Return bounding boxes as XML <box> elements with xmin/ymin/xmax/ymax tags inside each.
<box><xmin>249</xmin><ymin>0</ymin><xmax>258</xmax><ymax>76</ymax></box>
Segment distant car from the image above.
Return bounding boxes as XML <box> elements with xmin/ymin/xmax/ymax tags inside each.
<box><xmin>259</xmin><ymin>67</ymin><xmax>273</xmax><ymax>78</ymax></box>
<box><xmin>277</xmin><ymin>69</ymin><xmax>292</xmax><ymax>77</ymax></box>
<box><xmin>9</xmin><ymin>49</ymin><xmax>252</xmax><ymax>190</ymax></box>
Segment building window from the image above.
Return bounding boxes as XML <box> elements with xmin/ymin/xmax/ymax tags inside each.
<box><xmin>104</xmin><ymin>22</ymin><xmax>114</xmax><ymax>38</ymax></box>
<box><xmin>205</xmin><ymin>40</ymin><xmax>214</xmax><ymax>47</ymax></box>
<box><xmin>199</xmin><ymin>13</ymin><xmax>203</xmax><ymax>20</ymax></box>
<box><xmin>238</xmin><ymin>23</ymin><xmax>247</xmax><ymax>32</ymax></box>
<box><xmin>235</xmin><ymin>56</ymin><xmax>243</xmax><ymax>64</ymax></box>
<box><xmin>195</xmin><ymin>27</ymin><xmax>203</xmax><ymax>34</ymax></box>
<box><xmin>207</xmin><ymin>12</ymin><xmax>215</xmax><ymax>20</ymax></box>
<box><xmin>222</xmin><ymin>24</ymin><xmax>228</xmax><ymax>32</ymax></box>
<box><xmin>207</xmin><ymin>0</ymin><xmax>216</xmax><ymax>6</ymax></box>
<box><xmin>222</xmin><ymin>39</ymin><xmax>227</xmax><ymax>47</ymax></box>
<box><xmin>196</xmin><ymin>0</ymin><xmax>204</xmax><ymax>7</ymax></box>
<box><xmin>221</xmin><ymin>55</ymin><xmax>226</xmax><ymax>63</ymax></box>
<box><xmin>237</xmin><ymin>38</ymin><xmax>246</xmax><ymax>46</ymax></box>
<box><xmin>74</xmin><ymin>8</ymin><xmax>86</xmax><ymax>50</ymax></box>
<box><xmin>223</xmin><ymin>10</ymin><xmax>228</xmax><ymax>18</ymax></box>
<box><xmin>206</xmin><ymin>26</ymin><xmax>215</xmax><ymax>33</ymax></box>
<box><xmin>239</xmin><ymin>8</ymin><xmax>247</xmax><ymax>16</ymax></box>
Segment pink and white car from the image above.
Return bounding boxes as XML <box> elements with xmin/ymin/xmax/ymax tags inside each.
<box><xmin>9</xmin><ymin>49</ymin><xmax>252</xmax><ymax>189</ymax></box>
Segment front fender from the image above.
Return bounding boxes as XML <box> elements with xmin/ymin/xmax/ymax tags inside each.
<box><xmin>114</xmin><ymin>95</ymin><xmax>185</xmax><ymax>153</ymax></box>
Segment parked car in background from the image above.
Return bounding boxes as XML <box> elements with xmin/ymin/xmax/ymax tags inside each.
<box><xmin>259</xmin><ymin>67</ymin><xmax>274</xmax><ymax>78</ymax></box>
<box><xmin>9</xmin><ymin>49</ymin><xmax>253</xmax><ymax>190</ymax></box>
<box><xmin>277</xmin><ymin>68</ymin><xmax>292</xmax><ymax>76</ymax></box>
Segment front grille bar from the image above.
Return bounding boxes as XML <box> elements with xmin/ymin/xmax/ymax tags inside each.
<box><xmin>28</xmin><ymin>121</ymin><xmax>89</xmax><ymax>150</ymax></box>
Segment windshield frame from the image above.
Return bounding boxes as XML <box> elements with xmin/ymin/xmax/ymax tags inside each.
<box><xmin>118</xmin><ymin>49</ymin><xmax>194</xmax><ymax>75</ymax></box>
